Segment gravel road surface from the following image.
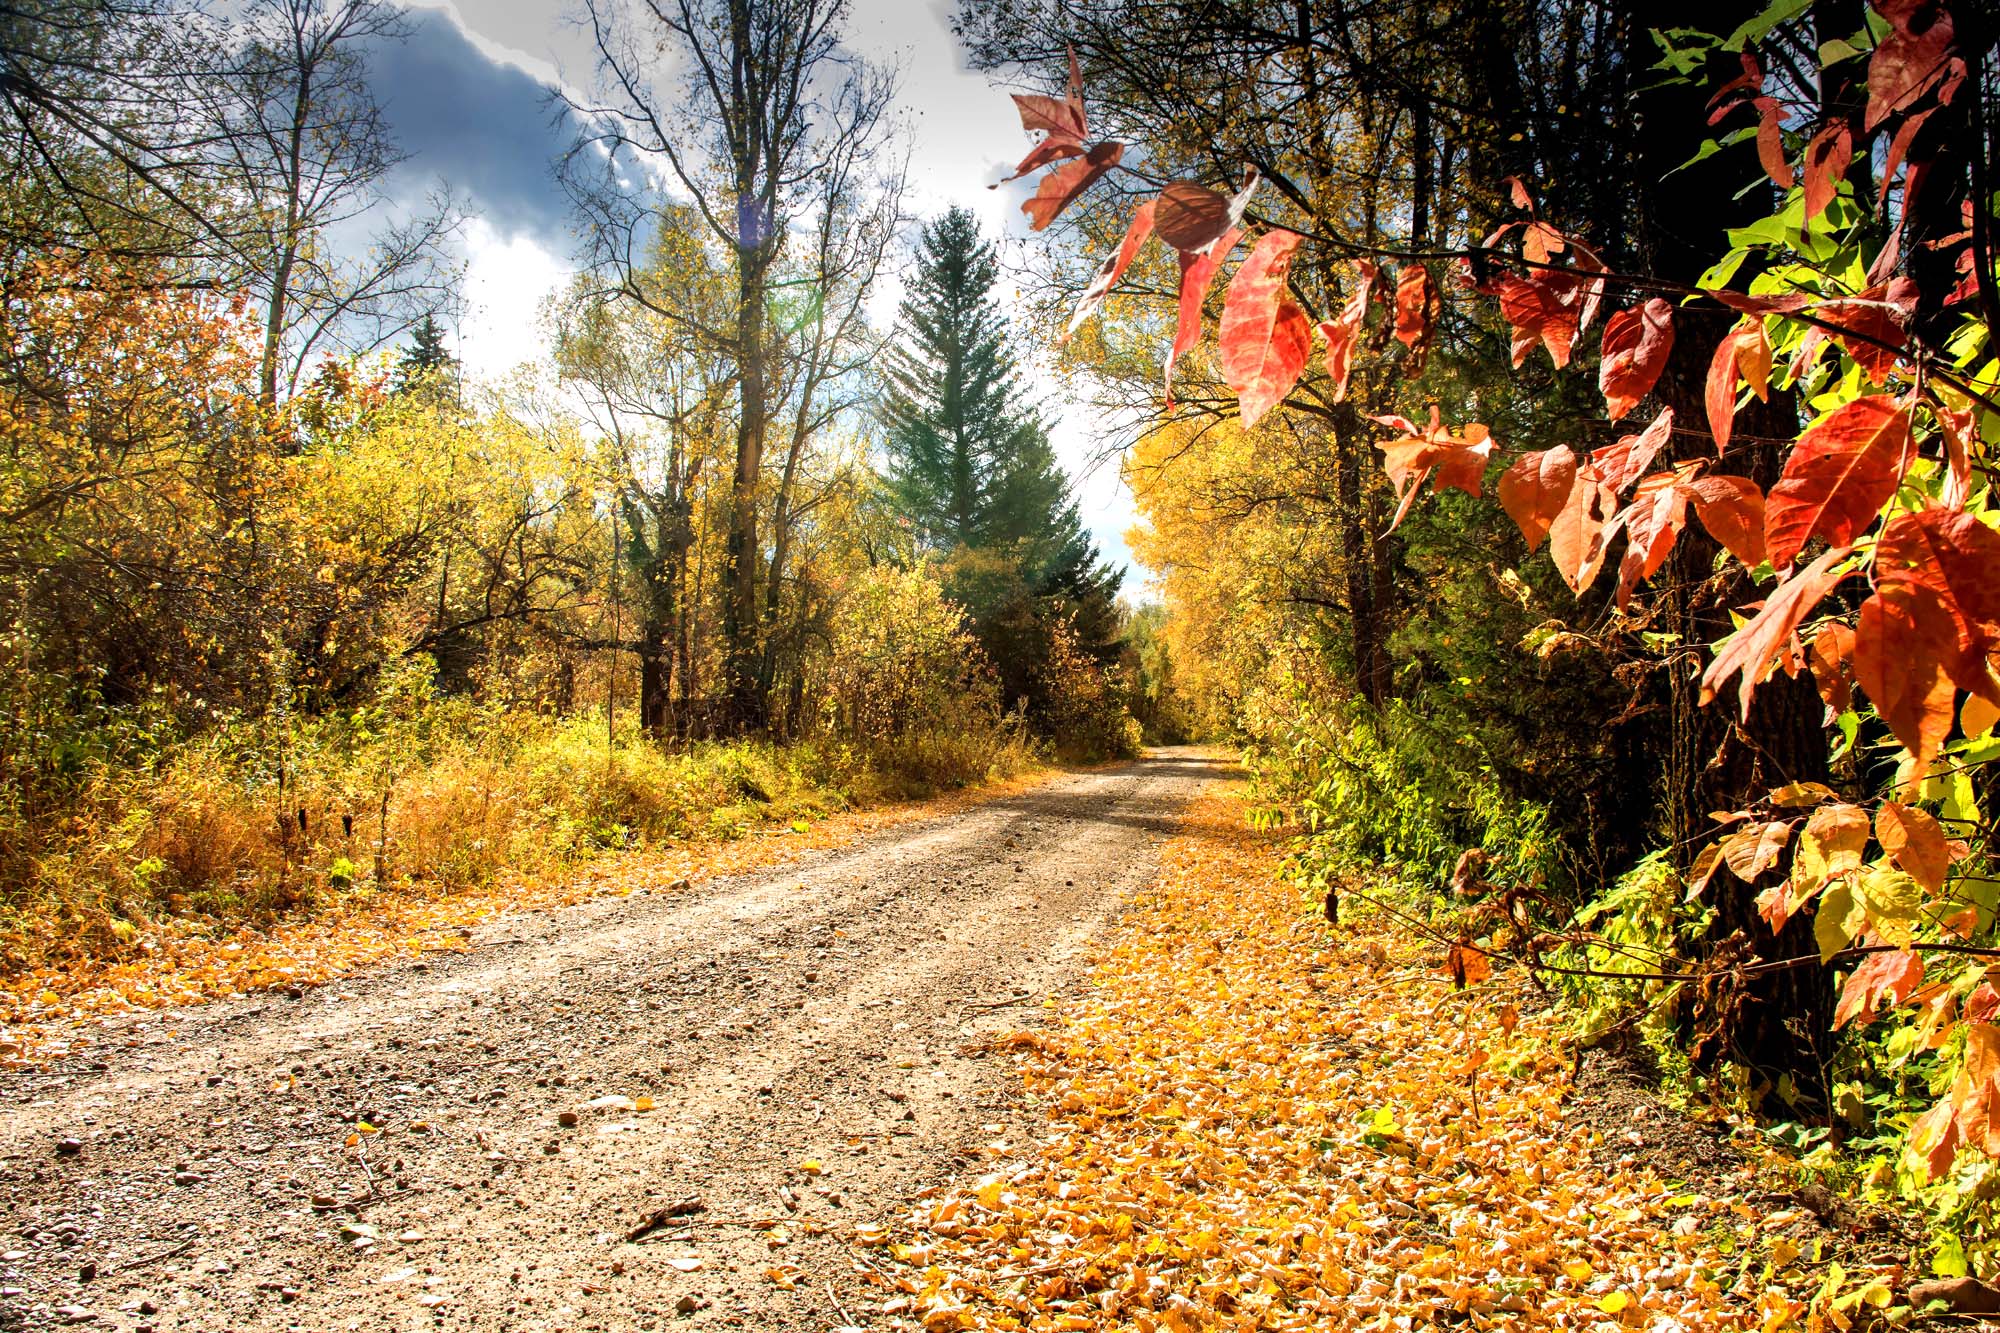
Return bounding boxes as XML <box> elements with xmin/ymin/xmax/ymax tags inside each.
<box><xmin>0</xmin><ymin>749</ymin><xmax>1235</xmax><ymax>1333</ymax></box>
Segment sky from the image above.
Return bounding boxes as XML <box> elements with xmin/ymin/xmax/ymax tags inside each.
<box><xmin>369</xmin><ymin>0</ymin><xmax>1142</xmax><ymax>587</ymax></box>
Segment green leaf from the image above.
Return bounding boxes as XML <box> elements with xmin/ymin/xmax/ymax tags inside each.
<box><xmin>1723</xmin><ymin>0</ymin><xmax>1815</xmax><ymax>52</ymax></box>
<box><xmin>1670</xmin><ymin>127</ymin><xmax>1756</xmax><ymax>179</ymax></box>
<box><xmin>1699</xmin><ymin>247</ymin><xmax>1753</xmax><ymax>292</ymax></box>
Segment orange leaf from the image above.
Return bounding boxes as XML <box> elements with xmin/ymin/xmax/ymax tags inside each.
<box><xmin>1372</xmin><ymin>408</ymin><xmax>1495</xmax><ymax>531</ymax></box>
<box><xmin>1833</xmin><ymin>948</ymin><xmax>1924</xmax><ymax>1028</ymax></box>
<box><xmin>1705</xmin><ymin>321</ymin><xmax>1771</xmax><ymax>452</ymax></box>
<box><xmin>1021</xmin><ymin>141</ymin><xmax>1122</xmax><ymax>231</ymax></box>
<box><xmin>1548</xmin><ymin>468</ymin><xmax>1618</xmax><ymax>595</ymax></box>
<box><xmin>1497</xmin><ymin>445</ymin><xmax>1578</xmax><ymax>553</ymax></box>
<box><xmin>1808</xmin><ymin>623</ymin><xmax>1857</xmax><ymax>712</ymax></box>
<box><xmin>1592</xmin><ymin>406</ymin><xmax>1675</xmax><ymax>496</ymax></box>
<box><xmin>1314</xmin><ymin>261</ymin><xmax>1376</xmax><ymax>403</ymax></box>
<box><xmin>1219</xmin><ymin>230</ymin><xmax>1311</xmax><ymax>430</ymax></box>
<box><xmin>1682</xmin><ymin>473</ymin><xmax>1768</xmax><ymax>568</ymax></box>
<box><xmin>1598</xmin><ymin>298</ymin><xmax>1675</xmax><ymax>421</ymax></box>
<box><xmin>1876</xmin><ymin>802</ymin><xmax>1949</xmax><ymax>893</ymax></box>
<box><xmin>1699</xmin><ymin>545</ymin><xmax>1854</xmax><ymax>719</ymax></box>
<box><xmin>1497</xmin><ymin>275</ymin><xmax>1578</xmax><ymax>369</ymax></box>
<box><xmin>1764</xmin><ymin>396</ymin><xmax>1913</xmax><ymax>572</ymax></box>
<box><xmin>1615</xmin><ymin>471</ymin><xmax>1691</xmax><ymax>609</ymax></box>
<box><xmin>1443</xmin><ymin>941</ymin><xmax>1491</xmax><ymax>989</ymax></box>
<box><xmin>1393</xmin><ymin>263</ymin><xmax>1434</xmax><ymax>354</ymax></box>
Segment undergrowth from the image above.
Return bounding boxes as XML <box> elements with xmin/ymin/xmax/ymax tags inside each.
<box><xmin>0</xmin><ymin>654</ymin><xmax>1040</xmax><ymax>977</ymax></box>
<box><xmin>1247</xmin><ymin>691</ymin><xmax>2000</xmax><ymax>1289</ymax></box>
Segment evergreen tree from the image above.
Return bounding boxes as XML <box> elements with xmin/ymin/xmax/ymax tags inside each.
<box><xmin>879</xmin><ymin>207</ymin><xmax>1021</xmax><ymax>549</ymax></box>
<box><xmin>394</xmin><ymin>312</ymin><xmax>457</xmax><ymax>400</ymax></box>
<box><xmin>876</xmin><ymin>206</ymin><xmax>1123</xmax><ymax>711</ymax></box>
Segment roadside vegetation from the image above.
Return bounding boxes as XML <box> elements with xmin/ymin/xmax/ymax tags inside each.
<box><xmin>0</xmin><ymin>3</ymin><xmax>1168</xmax><ymax>1006</ymax></box>
<box><xmin>973</xmin><ymin>0</ymin><xmax>2000</xmax><ymax>1310</ymax></box>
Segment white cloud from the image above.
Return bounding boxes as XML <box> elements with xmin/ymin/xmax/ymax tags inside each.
<box><xmin>456</xmin><ymin>216</ymin><xmax>571</xmax><ymax>379</ymax></box>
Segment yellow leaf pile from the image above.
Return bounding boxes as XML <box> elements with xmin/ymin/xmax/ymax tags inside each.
<box><xmin>869</xmin><ymin>787</ymin><xmax>1873</xmax><ymax>1331</ymax></box>
<box><xmin>1</xmin><ymin>768</ymin><xmax>1063</xmax><ymax>1068</ymax></box>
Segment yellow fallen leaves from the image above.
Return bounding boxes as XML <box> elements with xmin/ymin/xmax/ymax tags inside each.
<box><xmin>1</xmin><ymin>767</ymin><xmax>1067</xmax><ymax>1068</ymax></box>
<box><xmin>863</xmin><ymin>786</ymin><xmax>1876</xmax><ymax>1331</ymax></box>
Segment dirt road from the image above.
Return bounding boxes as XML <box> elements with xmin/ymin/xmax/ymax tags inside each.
<box><xmin>0</xmin><ymin>750</ymin><xmax>1235</xmax><ymax>1333</ymax></box>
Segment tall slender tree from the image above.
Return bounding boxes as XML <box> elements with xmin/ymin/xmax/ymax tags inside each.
<box><xmin>878</xmin><ymin>206</ymin><xmax>1121</xmax><ymax>707</ymax></box>
<box><xmin>879</xmin><ymin>208</ymin><xmax>1021</xmax><ymax>548</ymax></box>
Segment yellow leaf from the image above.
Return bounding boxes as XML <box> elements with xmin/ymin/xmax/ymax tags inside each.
<box><xmin>1598</xmin><ymin>1291</ymin><xmax>1630</xmax><ymax>1314</ymax></box>
<box><xmin>1563</xmin><ymin>1260</ymin><xmax>1593</xmax><ymax>1283</ymax></box>
<box><xmin>798</xmin><ymin>1159</ymin><xmax>822</xmax><ymax>1175</ymax></box>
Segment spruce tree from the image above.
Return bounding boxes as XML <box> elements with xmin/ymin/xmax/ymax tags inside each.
<box><xmin>879</xmin><ymin>208</ymin><xmax>1020</xmax><ymax>549</ymax></box>
<box><xmin>877</xmin><ymin>206</ymin><xmax>1123</xmax><ymax>703</ymax></box>
<box><xmin>394</xmin><ymin>312</ymin><xmax>457</xmax><ymax>400</ymax></box>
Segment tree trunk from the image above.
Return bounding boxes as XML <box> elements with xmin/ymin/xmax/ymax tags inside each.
<box><xmin>1626</xmin><ymin>0</ymin><xmax>1835</xmax><ymax>1103</ymax></box>
<box><xmin>724</xmin><ymin>251</ymin><xmax>769</xmax><ymax>732</ymax></box>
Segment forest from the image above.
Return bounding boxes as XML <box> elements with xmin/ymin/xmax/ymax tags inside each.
<box><xmin>2</xmin><ymin>0</ymin><xmax>1999</xmax><ymax>1325</ymax></box>
<box><xmin>962</xmin><ymin>0</ymin><xmax>2000</xmax><ymax>1301</ymax></box>
<box><xmin>0</xmin><ymin>0</ymin><xmax>1158</xmax><ymax>979</ymax></box>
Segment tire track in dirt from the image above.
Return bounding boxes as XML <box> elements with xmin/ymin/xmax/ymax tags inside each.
<box><xmin>0</xmin><ymin>749</ymin><xmax>1236</xmax><ymax>1332</ymax></box>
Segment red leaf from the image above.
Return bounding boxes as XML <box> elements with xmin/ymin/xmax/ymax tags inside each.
<box><xmin>1705</xmin><ymin>321</ymin><xmax>1772</xmax><ymax>452</ymax></box>
<box><xmin>1814</xmin><ymin>287</ymin><xmax>1910</xmax><ymax>385</ymax></box>
<box><xmin>1372</xmin><ymin>408</ymin><xmax>1495</xmax><ymax>531</ymax></box>
<box><xmin>1591</xmin><ymin>406</ymin><xmax>1675</xmax><ymax>496</ymax></box>
<box><xmin>1063</xmin><ymin>199</ymin><xmax>1156</xmax><ymax>338</ymax></box>
<box><xmin>1615</xmin><ymin>472</ymin><xmax>1691</xmax><ymax>609</ymax></box>
<box><xmin>1497</xmin><ymin>276</ymin><xmax>1579</xmax><ymax>369</ymax></box>
<box><xmin>1314</xmin><ymin>261</ymin><xmax>1376</xmax><ymax>403</ymax></box>
<box><xmin>1021</xmin><ymin>141</ymin><xmax>1122</xmax><ymax>231</ymax></box>
<box><xmin>1548</xmin><ymin>469</ymin><xmax>1618</xmax><ymax>595</ymax></box>
<box><xmin>995</xmin><ymin>136</ymin><xmax>1085</xmax><ymax>185</ymax></box>
<box><xmin>1394</xmin><ymin>264</ymin><xmax>1434</xmax><ymax>351</ymax></box>
<box><xmin>1809</xmin><ymin>623</ymin><xmax>1857</xmax><ymax>712</ymax></box>
<box><xmin>1877</xmin><ymin>801</ymin><xmax>1950</xmax><ymax>893</ymax></box>
<box><xmin>1502</xmin><ymin>175</ymin><xmax>1535</xmax><ymax>211</ymax></box>
<box><xmin>1219</xmin><ymin>229</ymin><xmax>1311</xmax><ymax>430</ymax></box>
<box><xmin>1801</xmin><ymin>122</ymin><xmax>1855</xmax><ymax>222</ymax></box>
<box><xmin>1598</xmin><ymin>298</ymin><xmax>1676</xmax><ymax>421</ymax></box>
<box><xmin>1496</xmin><ymin>445</ymin><xmax>1578</xmax><ymax>553</ymax></box>
<box><xmin>1154</xmin><ymin>181</ymin><xmax>1230</xmax><ymax>253</ymax></box>
<box><xmin>1683</xmin><ymin>473</ymin><xmax>1768</xmax><ymax>568</ymax></box>
<box><xmin>1870</xmin><ymin>506</ymin><xmax>2000</xmax><ymax>699</ymax></box>
<box><xmin>1855</xmin><ymin>583</ymin><xmax>1959</xmax><ymax>772</ymax></box>
<box><xmin>1834</xmin><ymin>948</ymin><xmax>1925</xmax><ymax>1028</ymax></box>
<box><xmin>1162</xmin><ymin>228</ymin><xmax>1241</xmax><ymax>407</ymax></box>
<box><xmin>1866</xmin><ymin>0</ymin><xmax>1957</xmax><ymax>131</ymax></box>
<box><xmin>1754</xmin><ymin>96</ymin><xmax>1793</xmax><ymax>188</ymax></box>
<box><xmin>1764</xmin><ymin>396</ymin><xmax>1913</xmax><ymax>572</ymax></box>
<box><xmin>1707</xmin><ymin>289</ymin><xmax>1811</xmax><ymax>316</ymax></box>
<box><xmin>1699</xmin><ymin>545</ymin><xmax>1854</xmax><ymax>718</ymax></box>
